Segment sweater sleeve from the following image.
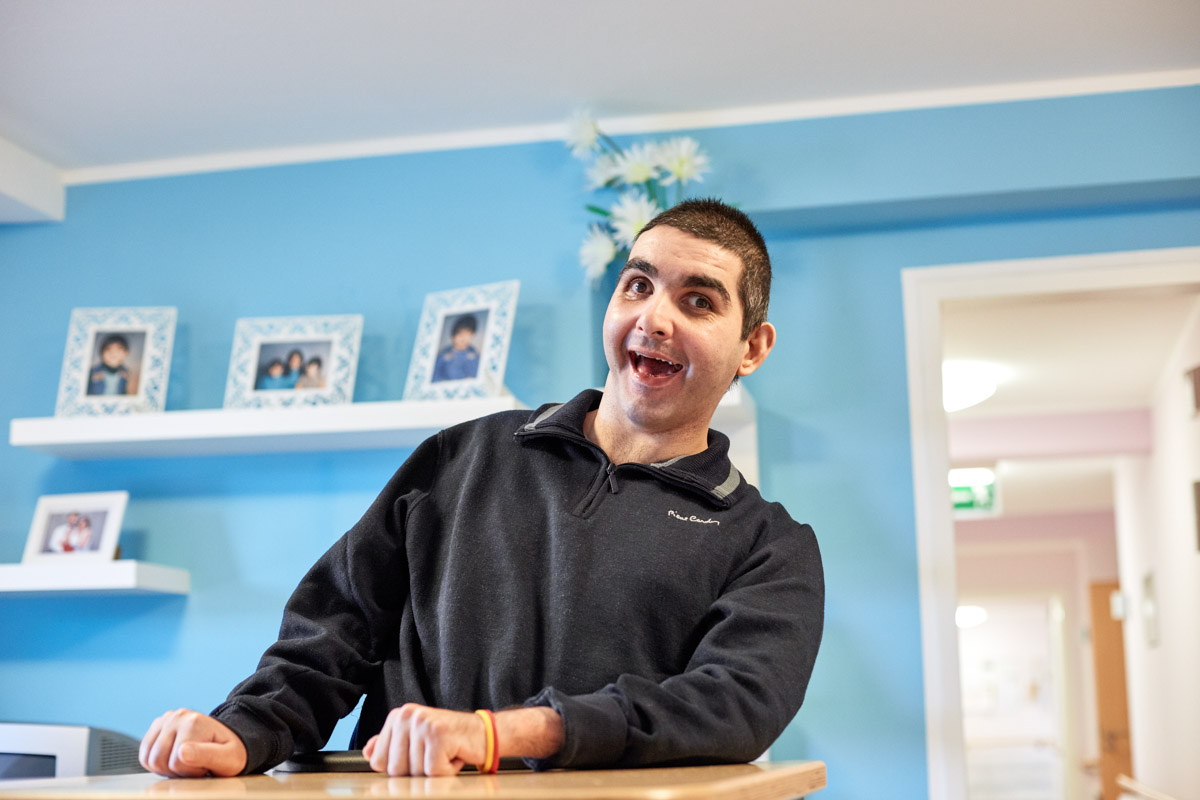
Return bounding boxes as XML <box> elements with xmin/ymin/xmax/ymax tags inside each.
<box><xmin>210</xmin><ymin>434</ymin><xmax>441</xmax><ymax>774</ymax></box>
<box><xmin>524</xmin><ymin>519</ymin><xmax>824</xmax><ymax>770</ymax></box>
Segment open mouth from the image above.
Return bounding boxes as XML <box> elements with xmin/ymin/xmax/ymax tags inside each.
<box><xmin>630</xmin><ymin>351</ymin><xmax>684</xmax><ymax>379</ymax></box>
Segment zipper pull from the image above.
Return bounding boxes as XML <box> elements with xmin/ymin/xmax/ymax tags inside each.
<box><xmin>606</xmin><ymin>462</ymin><xmax>619</xmax><ymax>494</ymax></box>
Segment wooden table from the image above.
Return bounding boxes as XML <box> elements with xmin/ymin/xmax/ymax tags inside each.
<box><xmin>0</xmin><ymin>762</ymin><xmax>825</xmax><ymax>800</ymax></box>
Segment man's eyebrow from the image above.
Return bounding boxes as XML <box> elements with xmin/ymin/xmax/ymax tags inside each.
<box><xmin>620</xmin><ymin>258</ymin><xmax>732</xmax><ymax>305</ymax></box>
<box><xmin>684</xmin><ymin>274</ymin><xmax>732</xmax><ymax>305</ymax></box>
<box><xmin>620</xmin><ymin>258</ymin><xmax>657</xmax><ymax>277</ymax></box>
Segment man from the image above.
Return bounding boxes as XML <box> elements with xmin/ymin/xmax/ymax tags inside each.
<box><xmin>140</xmin><ymin>198</ymin><xmax>824</xmax><ymax>779</ymax></box>
<box><xmin>46</xmin><ymin>512</ymin><xmax>81</xmax><ymax>553</ymax></box>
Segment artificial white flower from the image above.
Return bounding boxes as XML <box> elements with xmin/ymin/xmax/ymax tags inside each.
<box><xmin>579</xmin><ymin>225</ymin><xmax>618</xmax><ymax>285</ymax></box>
<box><xmin>566</xmin><ymin>112</ymin><xmax>723</xmax><ymax>287</ymax></box>
<box><xmin>614</xmin><ymin>142</ymin><xmax>660</xmax><ymax>185</ymax></box>
<box><xmin>566</xmin><ymin>111</ymin><xmax>601</xmax><ymax>159</ymax></box>
<box><xmin>609</xmin><ymin>191</ymin><xmax>662</xmax><ymax>249</ymax></box>
<box><xmin>586</xmin><ymin>153</ymin><xmax>622</xmax><ymax>189</ymax></box>
<box><xmin>657</xmin><ymin>137</ymin><xmax>710</xmax><ymax>185</ymax></box>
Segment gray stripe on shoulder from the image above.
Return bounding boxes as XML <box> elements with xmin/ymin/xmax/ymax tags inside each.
<box><xmin>711</xmin><ymin>463</ymin><xmax>742</xmax><ymax>500</ymax></box>
<box><xmin>524</xmin><ymin>403</ymin><xmax>565</xmax><ymax>430</ymax></box>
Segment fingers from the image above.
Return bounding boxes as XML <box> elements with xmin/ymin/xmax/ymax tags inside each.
<box><xmin>138</xmin><ymin>715</ymin><xmax>164</xmax><ymax>772</ymax></box>
<box><xmin>140</xmin><ymin>709</ymin><xmax>208</xmax><ymax>778</ymax></box>
<box><xmin>138</xmin><ymin>708</ymin><xmax>247</xmax><ymax>778</ymax></box>
<box><xmin>387</xmin><ymin>712</ymin><xmax>409</xmax><ymax>777</ymax></box>
<box><xmin>366</xmin><ymin>704</ymin><xmax>473</xmax><ymax>777</ymax></box>
<box><xmin>182</xmin><ymin>742</ymin><xmax>245</xmax><ymax>778</ymax></box>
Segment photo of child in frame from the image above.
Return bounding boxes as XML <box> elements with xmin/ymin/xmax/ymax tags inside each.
<box><xmin>253</xmin><ymin>340</ymin><xmax>332</xmax><ymax>391</ymax></box>
<box><xmin>39</xmin><ymin>509</ymin><xmax>109</xmax><ymax>554</ymax></box>
<box><xmin>86</xmin><ymin>330</ymin><xmax>146</xmax><ymax>396</ymax></box>
<box><xmin>430</xmin><ymin>309</ymin><xmax>489</xmax><ymax>383</ymax></box>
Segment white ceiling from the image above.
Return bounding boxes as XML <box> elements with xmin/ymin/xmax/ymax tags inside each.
<box><xmin>944</xmin><ymin>284</ymin><xmax>1200</xmax><ymax>515</ymax></box>
<box><xmin>3</xmin><ymin>0</ymin><xmax>1198</xmax><ymax>517</ymax></box>
<box><xmin>943</xmin><ymin>285</ymin><xmax>1200</xmax><ymax>419</ymax></box>
<box><xmin>1</xmin><ymin>0</ymin><xmax>1198</xmax><ymax>171</ymax></box>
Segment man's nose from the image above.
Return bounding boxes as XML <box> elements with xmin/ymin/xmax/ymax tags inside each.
<box><xmin>637</xmin><ymin>295</ymin><xmax>674</xmax><ymax>338</ymax></box>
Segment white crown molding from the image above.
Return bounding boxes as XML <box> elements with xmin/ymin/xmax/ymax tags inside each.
<box><xmin>0</xmin><ymin>135</ymin><xmax>65</xmax><ymax>221</ymax></box>
<box><xmin>598</xmin><ymin>68</ymin><xmax>1200</xmax><ymax>135</ymax></box>
<box><xmin>60</xmin><ymin>68</ymin><xmax>1200</xmax><ymax>186</ymax></box>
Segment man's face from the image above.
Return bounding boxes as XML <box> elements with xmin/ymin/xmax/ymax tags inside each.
<box><xmin>268</xmin><ymin>362</ymin><xmax>283</xmax><ymax>377</ymax></box>
<box><xmin>602</xmin><ymin>225</ymin><xmax>759</xmax><ymax>435</ymax></box>
<box><xmin>101</xmin><ymin>342</ymin><xmax>128</xmax><ymax>368</ymax></box>
<box><xmin>452</xmin><ymin>328</ymin><xmax>474</xmax><ymax>351</ymax></box>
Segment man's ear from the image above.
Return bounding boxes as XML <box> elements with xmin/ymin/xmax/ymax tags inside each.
<box><xmin>737</xmin><ymin>322</ymin><xmax>776</xmax><ymax>378</ymax></box>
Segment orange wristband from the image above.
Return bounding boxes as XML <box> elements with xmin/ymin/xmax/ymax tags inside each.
<box><xmin>474</xmin><ymin>709</ymin><xmax>499</xmax><ymax>773</ymax></box>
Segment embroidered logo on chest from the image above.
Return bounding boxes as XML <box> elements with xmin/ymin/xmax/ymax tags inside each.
<box><xmin>667</xmin><ymin>509</ymin><xmax>720</xmax><ymax>526</ymax></box>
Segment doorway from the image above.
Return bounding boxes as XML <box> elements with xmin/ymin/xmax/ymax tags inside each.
<box><xmin>901</xmin><ymin>246</ymin><xmax>1200</xmax><ymax>800</ymax></box>
<box><xmin>958</xmin><ymin>593</ymin><xmax>1068</xmax><ymax>800</ymax></box>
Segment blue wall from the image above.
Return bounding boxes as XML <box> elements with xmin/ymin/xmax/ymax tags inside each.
<box><xmin>2</xmin><ymin>85</ymin><xmax>1198</xmax><ymax>799</ymax></box>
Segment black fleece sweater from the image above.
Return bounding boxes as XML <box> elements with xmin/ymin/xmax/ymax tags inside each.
<box><xmin>212</xmin><ymin>390</ymin><xmax>824</xmax><ymax>773</ymax></box>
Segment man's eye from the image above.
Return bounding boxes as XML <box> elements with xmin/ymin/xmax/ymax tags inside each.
<box><xmin>629</xmin><ymin>278</ymin><xmax>651</xmax><ymax>294</ymax></box>
<box><xmin>687</xmin><ymin>295</ymin><xmax>712</xmax><ymax>310</ymax></box>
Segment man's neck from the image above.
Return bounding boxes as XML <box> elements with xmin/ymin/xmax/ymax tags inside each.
<box><xmin>583</xmin><ymin>404</ymin><xmax>711</xmax><ymax>466</ymax></box>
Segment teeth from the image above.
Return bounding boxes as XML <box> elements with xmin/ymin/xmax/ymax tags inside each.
<box><xmin>632</xmin><ymin>352</ymin><xmax>683</xmax><ymax>373</ymax></box>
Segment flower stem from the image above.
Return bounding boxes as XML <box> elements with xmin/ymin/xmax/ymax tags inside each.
<box><xmin>598</xmin><ymin>132</ymin><xmax>624</xmax><ymax>155</ymax></box>
<box><xmin>586</xmin><ymin>204</ymin><xmax>612</xmax><ymax>217</ymax></box>
<box><xmin>644</xmin><ymin>179</ymin><xmax>661</xmax><ymax>209</ymax></box>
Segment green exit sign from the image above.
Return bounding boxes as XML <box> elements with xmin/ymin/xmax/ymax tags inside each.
<box><xmin>951</xmin><ymin>482</ymin><xmax>995</xmax><ymax>512</ymax></box>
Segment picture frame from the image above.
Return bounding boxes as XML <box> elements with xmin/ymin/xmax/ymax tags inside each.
<box><xmin>403</xmin><ymin>280</ymin><xmax>520</xmax><ymax>401</ymax></box>
<box><xmin>54</xmin><ymin>307</ymin><xmax>177</xmax><ymax>416</ymax></box>
<box><xmin>22</xmin><ymin>491</ymin><xmax>129</xmax><ymax>565</ymax></box>
<box><xmin>223</xmin><ymin>315</ymin><xmax>363</xmax><ymax>409</ymax></box>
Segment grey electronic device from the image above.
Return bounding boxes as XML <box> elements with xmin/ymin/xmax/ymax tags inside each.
<box><xmin>0</xmin><ymin>723</ymin><xmax>145</xmax><ymax>780</ymax></box>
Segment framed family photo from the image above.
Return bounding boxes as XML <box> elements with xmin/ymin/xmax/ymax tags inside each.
<box><xmin>22</xmin><ymin>491</ymin><xmax>129</xmax><ymax>565</ymax></box>
<box><xmin>403</xmin><ymin>280</ymin><xmax>520</xmax><ymax>401</ymax></box>
<box><xmin>223</xmin><ymin>315</ymin><xmax>363</xmax><ymax>409</ymax></box>
<box><xmin>54</xmin><ymin>307</ymin><xmax>177</xmax><ymax>416</ymax></box>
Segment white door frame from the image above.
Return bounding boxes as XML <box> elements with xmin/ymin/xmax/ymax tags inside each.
<box><xmin>901</xmin><ymin>246</ymin><xmax>1200</xmax><ymax>800</ymax></box>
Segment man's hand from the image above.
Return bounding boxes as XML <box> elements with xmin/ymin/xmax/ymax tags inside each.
<box><xmin>363</xmin><ymin>703</ymin><xmax>565</xmax><ymax>777</ymax></box>
<box><xmin>139</xmin><ymin>709</ymin><xmax>247</xmax><ymax>778</ymax></box>
<box><xmin>362</xmin><ymin>704</ymin><xmax>485</xmax><ymax>777</ymax></box>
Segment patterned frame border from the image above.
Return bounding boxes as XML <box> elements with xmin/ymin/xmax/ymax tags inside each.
<box><xmin>223</xmin><ymin>315</ymin><xmax>363</xmax><ymax>409</ymax></box>
<box><xmin>22</xmin><ymin>491</ymin><xmax>129</xmax><ymax>565</ymax></box>
<box><xmin>403</xmin><ymin>281</ymin><xmax>520</xmax><ymax>401</ymax></box>
<box><xmin>55</xmin><ymin>307</ymin><xmax>177</xmax><ymax>416</ymax></box>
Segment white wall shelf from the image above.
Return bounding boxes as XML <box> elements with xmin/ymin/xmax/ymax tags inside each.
<box><xmin>712</xmin><ymin>385</ymin><xmax>759</xmax><ymax>487</ymax></box>
<box><xmin>9</xmin><ymin>396</ymin><xmax>525</xmax><ymax>459</ymax></box>
<box><xmin>9</xmin><ymin>388</ymin><xmax>760</xmax><ymax>482</ymax></box>
<box><xmin>0</xmin><ymin>561</ymin><xmax>190</xmax><ymax>597</ymax></box>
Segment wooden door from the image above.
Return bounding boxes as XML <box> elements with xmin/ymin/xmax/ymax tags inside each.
<box><xmin>1089</xmin><ymin>581</ymin><xmax>1133</xmax><ymax>800</ymax></box>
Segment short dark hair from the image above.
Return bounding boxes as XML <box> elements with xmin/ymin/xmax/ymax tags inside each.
<box><xmin>307</xmin><ymin>357</ymin><xmax>322</xmax><ymax>369</ymax></box>
<box><xmin>637</xmin><ymin>198</ymin><xmax>771</xmax><ymax>340</ymax></box>
<box><xmin>452</xmin><ymin>315</ymin><xmax>477</xmax><ymax>335</ymax></box>
<box><xmin>100</xmin><ymin>334</ymin><xmax>129</xmax><ymax>352</ymax></box>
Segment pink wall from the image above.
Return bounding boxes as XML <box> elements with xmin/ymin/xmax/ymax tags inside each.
<box><xmin>957</xmin><ymin>510</ymin><xmax>1119</xmax><ymax>580</ymax></box>
<box><xmin>950</xmin><ymin>409</ymin><xmax>1151</xmax><ymax>464</ymax></box>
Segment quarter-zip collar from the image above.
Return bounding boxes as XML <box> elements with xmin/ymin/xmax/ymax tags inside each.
<box><xmin>515</xmin><ymin>389</ymin><xmax>742</xmax><ymax>508</ymax></box>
